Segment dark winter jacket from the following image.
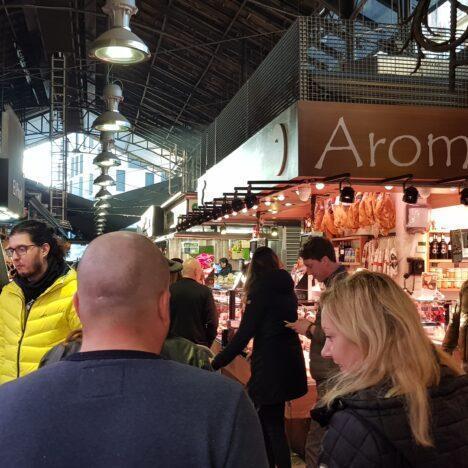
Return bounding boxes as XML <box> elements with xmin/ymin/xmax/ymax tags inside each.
<box><xmin>169</xmin><ymin>278</ymin><xmax>218</xmax><ymax>347</ymax></box>
<box><xmin>212</xmin><ymin>269</ymin><xmax>308</xmax><ymax>406</ymax></box>
<box><xmin>312</xmin><ymin>370</ymin><xmax>468</xmax><ymax>467</ymax></box>
<box><xmin>162</xmin><ymin>335</ymin><xmax>214</xmax><ymax>371</ymax></box>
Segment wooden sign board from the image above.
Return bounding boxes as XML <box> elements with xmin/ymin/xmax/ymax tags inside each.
<box><xmin>298</xmin><ymin>101</ymin><xmax>468</xmax><ymax>179</ymax></box>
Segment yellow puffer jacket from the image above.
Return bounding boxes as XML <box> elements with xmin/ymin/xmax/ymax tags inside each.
<box><xmin>0</xmin><ymin>269</ymin><xmax>80</xmax><ymax>384</ymax></box>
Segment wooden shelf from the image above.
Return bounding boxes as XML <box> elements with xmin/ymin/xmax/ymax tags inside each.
<box><xmin>429</xmin><ymin>259</ymin><xmax>455</xmax><ymax>263</ymax></box>
<box><xmin>331</xmin><ymin>236</ymin><xmax>369</xmax><ymax>242</ymax></box>
<box><xmin>440</xmin><ymin>288</ymin><xmax>460</xmax><ymax>292</ymax></box>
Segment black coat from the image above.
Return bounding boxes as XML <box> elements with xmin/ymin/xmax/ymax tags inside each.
<box><xmin>212</xmin><ymin>269</ymin><xmax>308</xmax><ymax>406</ymax></box>
<box><xmin>312</xmin><ymin>370</ymin><xmax>468</xmax><ymax>467</ymax></box>
<box><xmin>169</xmin><ymin>278</ymin><xmax>218</xmax><ymax>347</ymax></box>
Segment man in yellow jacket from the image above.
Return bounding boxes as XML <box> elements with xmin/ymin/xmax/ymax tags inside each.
<box><xmin>0</xmin><ymin>220</ymin><xmax>80</xmax><ymax>384</ymax></box>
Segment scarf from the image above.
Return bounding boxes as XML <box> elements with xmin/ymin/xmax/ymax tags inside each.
<box><xmin>15</xmin><ymin>257</ymin><xmax>68</xmax><ymax>304</ymax></box>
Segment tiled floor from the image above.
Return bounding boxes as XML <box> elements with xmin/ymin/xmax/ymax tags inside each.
<box><xmin>291</xmin><ymin>453</ymin><xmax>306</xmax><ymax>467</ymax></box>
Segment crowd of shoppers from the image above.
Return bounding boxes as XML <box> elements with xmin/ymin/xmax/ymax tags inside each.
<box><xmin>0</xmin><ymin>222</ymin><xmax>467</xmax><ymax>467</ymax></box>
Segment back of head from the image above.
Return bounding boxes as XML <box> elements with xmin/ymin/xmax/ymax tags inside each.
<box><xmin>300</xmin><ymin>236</ymin><xmax>336</xmax><ymax>262</ymax></box>
<box><xmin>10</xmin><ymin>220</ymin><xmax>66</xmax><ymax>263</ymax></box>
<box><xmin>244</xmin><ymin>247</ymin><xmax>280</xmax><ymax>295</ymax></box>
<box><xmin>320</xmin><ymin>270</ymin><xmax>461</xmax><ymax>446</ymax></box>
<box><xmin>77</xmin><ymin>232</ymin><xmax>169</xmax><ymax>329</ymax></box>
<box><xmin>182</xmin><ymin>258</ymin><xmax>202</xmax><ymax>281</ymax></box>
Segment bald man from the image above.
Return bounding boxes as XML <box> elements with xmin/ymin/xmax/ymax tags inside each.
<box><xmin>169</xmin><ymin>258</ymin><xmax>218</xmax><ymax>347</ymax></box>
<box><xmin>0</xmin><ymin>233</ymin><xmax>268</xmax><ymax>468</ymax></box>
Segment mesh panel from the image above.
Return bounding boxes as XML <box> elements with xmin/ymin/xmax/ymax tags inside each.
<box><xmin>300</xmin><ymin>17</ymin><xmax>468</xmax><ymax>107</ymax></box>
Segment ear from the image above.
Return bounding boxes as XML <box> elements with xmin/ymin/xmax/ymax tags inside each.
<box><xmin>41</xmin><ymin>243</ymin><xmax>51</xmax><ymax>258</ymax></box>
<box><xmin>73</xmin><ymin>292</ymin><xmax>81</xmax><ymax>319</ymax></box>
<box><xmin>157</xmin><ymin>289</ymin><xmax>170</xmax><ymax>331</ymax></box>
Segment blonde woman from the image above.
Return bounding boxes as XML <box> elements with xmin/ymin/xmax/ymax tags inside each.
<box><xmin>311</xmin><ymin>271</ymin><xmax>468</xmax><ymax>467</ymax></box>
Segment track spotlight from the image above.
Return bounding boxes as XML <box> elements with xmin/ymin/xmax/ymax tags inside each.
<box><xmin>296</xmin><ymin>185</ymin><xmax>311</xmax><ymax>202</ymax></box>
<box><xmin>89</xmin><ymin>0</ymin><xmax>150</xmax><ymax>64</ymax></box>
<box><xmin>460</xmin><ymin>187</ymin><xmax>468</xmax><ymax>206</ymax></box>
<box><xmin>231</xmin><ymin>196</ymin><xmax>245</xmax><ymax>213</ymax></box>
<box><xmin>271</xmin><ymin>226</ymin><xmax>278</xmax><ymax>237</ymax></box>
<box><xmin>339</xmin><ymin>179</ymin><xmax>355</xmax><ymax>204</ymax></box>
<box><xmin>92</xmin><ymin>83</ymin><xmax>131</xmax><ymax>132</ymax></box>
<box><xmin>244</xmin><ymin>191</ymin><xmax>258</xmax><ymax>210</ymax></box>
<box><xmin>402</xmin><ymin>181</ymin><xmax>419</xmax><ymax>204</ymax></box>
<box><xmin>277</xmin><ymin>194</ymin><xmax>285</xmax><ymax>201</ymax></box>
<box><xmin>315</xmin><ymin>182</ymin><xmax>325</xmax><ymax>190</ymax></box>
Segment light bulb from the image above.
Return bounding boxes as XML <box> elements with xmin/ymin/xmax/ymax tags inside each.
<box><xmin>242</xmin><ymin>207</ymin><xmax>248</xmax><ymax>213</ymax></box>
<box><xmin>253</xmin><ymin>204</ymin><xmax>258</xmax><ymax>210</ymax></box>
<box><xmin>385</xmin><ymin>185</ymin><xmax>394</xmax><ymax>190</ymax></box>
<box><xmin>224</xmin><ymin>214</ymin><xmax>229</xmax><ymax>219</ymax></box>
<box><xmin>315</xmin><ymin>182</ymin><xmax>325</xmax><ymax>190</ymax></box>
<box><xmin>232</xmin><ymin>212</ymin><xmax>238</xmax><ymax>216</ymax></box>
<box><xmin>277</xmin><ymin>194</ymin><xmax>285</xmax><ymax>201</ymax></box>
<box><xmin>285</xmin><ymin>202</ymin><xmax>292</xmax><ymax>207</ymax></box>
<box><xmin>265</xmin><ymin>200</ymin><xmax>271</xmax><ymax>206</ymax></box>
<box><xmin>103</xmin><ymin>46</ymin><xmax>134</xmax><ymax>60</ymax></box>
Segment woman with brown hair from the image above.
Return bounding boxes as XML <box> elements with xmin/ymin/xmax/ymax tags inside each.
<box><xmin>312</xmin><ymin>271</ymin><xmax>468</xmax><ymax>467</ymax></box>
<box><xmin>212</xmin><ymin>247</ymin><xmax>307</xmax><ymax>468</ymax></box>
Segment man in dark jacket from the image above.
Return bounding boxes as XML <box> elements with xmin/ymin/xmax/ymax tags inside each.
<box><xmin>286</xmin><ymin>236</ymin><xmax>346</xmax><ymax>467</ymax></box>
<box><xmin>0</xmin><ymin>233</ymin><xmax>268</xmax><ymax>468</ymax></box>
<box><xmin>169</xmin><ymin>258</ymin><xmax>218</xmax><ymax>347</ymax></box>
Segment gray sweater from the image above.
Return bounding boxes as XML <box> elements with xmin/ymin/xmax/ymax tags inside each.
<box><xmin>0</xmin><ymin>350</ymin><xmax>268</xmax><ymax>468</ymax></box>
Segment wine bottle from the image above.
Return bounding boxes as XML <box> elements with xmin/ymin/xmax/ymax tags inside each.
<box><xmin>440</xmin><ymin>236</ymin><xmax>448</xmax><ymax>259</ymax></box>
<box><xmin>430</xmin><ymin>235</ymin><xmax>438</xmax><ymax>260</ymax></box>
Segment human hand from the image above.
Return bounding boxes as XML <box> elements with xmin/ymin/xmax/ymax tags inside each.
<box><xmin>284</xmin><ymin>318</ymin><xmax>313</xmax><ymax>336</ymax></box>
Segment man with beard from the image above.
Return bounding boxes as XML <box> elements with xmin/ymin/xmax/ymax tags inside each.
<box><xmin>0</xmin><ymin>220</ymin><xmax>80</xmax><ymax>384</ymax></box>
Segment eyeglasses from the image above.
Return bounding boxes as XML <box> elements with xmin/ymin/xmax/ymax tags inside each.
<box><xmin>5</xmin><ymin>244</ymin><xmax>39</xmax><ymax>258</ymax></box>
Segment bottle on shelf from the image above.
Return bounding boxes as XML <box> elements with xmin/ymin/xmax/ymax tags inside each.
<box><xmin>339</xmin><ymin>242</ymin><xmax>345</xmax><ymax>263</ymax></box>
<box><xmin>439</xmin><ymin>236</ymin><xmax>448</xmax><ymax>260</ymax></box>
<box><xmin>446</xmin><ymin>236</ymin><xmax>452</xmax><ymax>260</ymax></box>
<box><xmin>436</xmin><ymin>234</ymin><xmax>443</xmax><ymax>259</ymax></box>
<box><xmin>430</xmin><ymin>234</ymin><xmax>439</xmax><ymax>260</ymax></box>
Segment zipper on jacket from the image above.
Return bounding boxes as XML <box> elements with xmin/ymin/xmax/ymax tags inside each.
<box><xmin>16</xmin><ymin>299</ymin><xmax>34</xmax><ymax>378</ymax></box>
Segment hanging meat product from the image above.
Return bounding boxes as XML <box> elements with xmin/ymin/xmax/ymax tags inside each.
<box><xmin>365</xmin><ymin>192</ymin><xmax>377</xmax><ymax>225</ymax></box>
<box><xmin>333</xmin><ymin>203</ymin><xmax>348</xmax><ymax>235</ymax></box>
<box><xmin>375</xmin><ymin>193</ymin><xmax>396</xmax><ymax>236</ymax></box>
<box><xmin>313</xmin><ymin>198</ymin><xmax>325</xmax><ymax>232</ymax></box>
<box><xmin>321</xmin><ymin>199</ymin><xmax>338</xmax><ymax>238</ymax></box>
<box><xmin>346</xmin><ymin>192</ymin><xmax>362</xmax><ymax>231</ymax></box>
<box><xmin>359</xmin><ymin>193</ymin><xmax>371</xmax><ymax>227</ymax></box>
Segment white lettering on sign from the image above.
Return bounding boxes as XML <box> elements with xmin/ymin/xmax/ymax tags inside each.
<box><xmin>315</xmin><ymin>117</ymin><xmax>363</xmax><ymax>169</ymax></box>
<box><xmin>315</xmin><ymin>116</ymin><xmax>468</xmax><ymax>170</ymax></box>
<box><xmin>427</xmin><ymin>134</ymin><xmax>468</xmax><ymax>168</ymax></box>
<box><xmin>388</xmin><ymin>135</ymin><xmax>421</xmax><ymax>167</ymax></box>
<box><xmin>12</xmin><ymin>179</ymin><xmax>23</xmax><ymax>201</ymax></box>
<box><xmin>369</xmin><ymin>133</ymin><xmax>386</xmax><ymax>167</ymax></box>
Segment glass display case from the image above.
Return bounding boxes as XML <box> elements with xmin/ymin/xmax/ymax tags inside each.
<box><xmin>212</xmin><ymin>288</ymin><xmax>244</xmax><ymax>343</ymax></box>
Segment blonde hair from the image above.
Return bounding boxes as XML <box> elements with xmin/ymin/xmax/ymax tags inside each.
<box><xmin>320</xmin><ymin>270</ymin><xmax>462</xmax><ymax>447</ymax></box>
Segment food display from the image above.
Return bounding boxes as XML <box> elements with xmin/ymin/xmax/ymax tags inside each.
<box><xmin>314</xmin><ymin>192</ymin><xmax>396</xmax><ymax>238</ymax></box>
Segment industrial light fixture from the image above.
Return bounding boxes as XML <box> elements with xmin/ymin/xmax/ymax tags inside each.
<box><xmin>220</xmin><ymin>224</ymin><xmax>227</xmax><ymax>235</ymax></box>
<box><xmin>93</xmin><ymin>133</ymin><xmax>120</xmax><ymax>167</ymax></box>
<box><xmin>89</xmin><ymin>0</ymin><xmax>150</xmax><ymax>65</ymax></box>
<box><xmin>94</xmin><ymin>167</ymin><xmax>116</xmax><ymax>187</ymax></box>
<box><xmin>92</xmin><ymin>83</ymin><xmax>131</xmax><ymax>132</ymax></box>
<box><xmin>460</xmin><ymin>187</ymin><xmax>468</xmax><ymax>206</ymax></box>
<box><xmin>95</xmin><ymin>208</ymin><xmax>109</xmax><ymax>216</ymax></box>
<box><xmin>339</xmin><ymin>179</ymin><xmax>355</xmax><ymax>204</ymax></box>
<box><xmin>271</xmin><ymin>226</ymin><xmax>278</xmax><ymax>237</ymax></box>
<box><xmin>95</xmin><ymin>187</ymin><xmax>112</xmax><ymax>200</ymax></box>
<box><xmin>402</xmin><ymin>180</ymin><xmax>419</xmax><ymax>204</ymax></box>
<box><xmin>221</xmin><ymin>197</ymin><xmax>233</xmax><ymax>216</ymax></box>
<box><xmin>315</xmin><ymin>182</ymin><xmax>325</xmax><ymax>190</ymax></box>
<box><xmin>94</xmin><ymin>199</ymin><xmax>111</xmax><ymax>209</ymax></box>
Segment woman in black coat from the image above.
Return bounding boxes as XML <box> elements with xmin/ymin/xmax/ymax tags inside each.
<box><xmin>212</xmin><ymin>247</ymin><xmax>307</xmax><ymax>468</ymax></box>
